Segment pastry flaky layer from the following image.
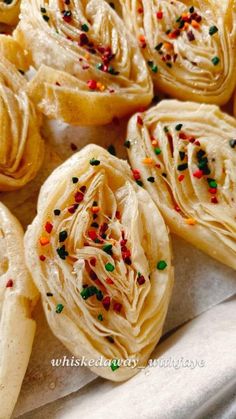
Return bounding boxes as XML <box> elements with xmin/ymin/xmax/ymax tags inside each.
<box><xmin>0</xmin><ymin>35</ymin><xmax>44</xmax><ymax>191</ymax></box>
<box><xmin>0</xmin><ymin>0</ymin><xmax>20</xmax><ymax>25</ymax></box>
<box><xmin>24</xmin><ymin>144</ymin><xmax>173</xmax><ymax>381</ymax></box>
<box><xmin>14</xmin><ymin>0</ymin><xmax>153</xmax><ymax>126</ymax></box>
<box><xmin>127</xmin><ymin>100</ymin><xmax>236</xmax><ymax>271</ymax></box>
<box><xmin>120</xmin><ymin>0</ymin><xmax>236</xmax><ymax>105</ymax></box>
<box><xmin>0</xmin><ymin>203</ymin><xmax>38</xmax><ymax>419</ymax></box>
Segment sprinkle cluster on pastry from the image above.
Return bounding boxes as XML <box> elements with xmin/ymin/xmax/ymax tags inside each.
<box><xmin>119</xmin><ymin>0</ymin><xmax>236</xmax><ymax>105</ymax></box>
<box><xmin>24</xmin><ymin>145</ymin><xmax>173</xmax><ymax>381</ymax></box>
<box><xmin>0</xmin><ymin>35</ymin><xmax>44</xmax><ymax>191</ymax></box>
<box><xmin>127</xmin><ymin>100</ymin><xmax>236</xmax><ymax>270</ymax></box>
<box><xmin>14</xmin><ymin>0</ymin><xmax>153</xmax><ymax>125</ymax></box>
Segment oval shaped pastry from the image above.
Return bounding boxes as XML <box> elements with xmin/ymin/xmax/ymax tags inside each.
<box><xmin>25</xmin><ymin>145</ymin><xmax>173</xmax><ymax>381</ymax></box>
<box><xmin>120</xmin><ymin>0</ymin><xmax>236</xmax><ymax>105</ymax></box>
<box><xmin>0</xmin><ymin>0</ymin><xmax>20</xmax><ymax>25</ymax></box>
<box><xmin>127</xmin><ymin>100</ymin><xmax>236</xmax><ymax>270</ymax></box>
<box><xmin>0</xmin><ymin>35</ymin><xmax>44</xmax><ymax>191</ymax></box>
<box><xmin>0</xmin><ymin>202</ymin><xmax>38</xmax><ymax>419</ymax></box>
<box><xmin>14</xmin><ymin>0</ymin><xmax>153</xmax><ymax>126</ymax></box>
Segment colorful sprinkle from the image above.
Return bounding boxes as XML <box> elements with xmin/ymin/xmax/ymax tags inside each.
<box><xmin>56</xmin><ymin>304</ymin><xmax>64</xmax><ymax>313</ymax></box>
<box><xmin>157</xmin><ymin>260</ymin><xmax>167</xmax><ymax>270</ymax></box>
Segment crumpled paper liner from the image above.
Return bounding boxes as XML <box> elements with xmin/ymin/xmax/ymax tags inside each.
<box><xmin>19</xmin><ymin>297</ymin><xmax>236</xmax><ymax>419</ymax></box>
<box><xmin>8</xmin><ymin>118</ymin><xmax>236</xmax><ymax>417</ymax></box>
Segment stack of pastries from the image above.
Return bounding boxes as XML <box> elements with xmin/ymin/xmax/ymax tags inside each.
<box><xmin>0</xmin><ymin>0</ymin><xmax>236</xmax><ymax>416</ymax></box>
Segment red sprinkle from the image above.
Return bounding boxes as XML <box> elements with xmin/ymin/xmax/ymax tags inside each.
<box><xmin>156</xmin><ymin>11</ymin><xmax>163</xmax><ymax>19</ymax></box>
<box><xmin>90</xmin><ymin>257</ymin><xmax>97</xmax><ymax>267</ymax></box>
<box><xmin>132</xmin><ymin>169</ymin><xmax>141</xmax><ymax>181</ymax></box>
<box><xmin>137</xmin><ymin>115</ymin><xmax>143</xmax><ymax>126</ymax></box>
<box><xmin>113</xmin><ymin>302</ymin><xmax>122</xmax><ymax>313</ymax></box>
<box><xmin>88</xmin><ymin>230</ymin><xmax>98</xmax><ymax>241</ymax></box>
<box><xmin>6</xmin><ymin>279</ymin><xmax>13</xmax><ymax>288</ymax></box>
<box><xmin>193</xmin><ymin>169</ymin><xmax>204</xmax><ymax>179</ymax></box>
<box><xmin>87</xmin><ymin>80</ymin><xmax>97</xmax><ymax>90</ymax></box>
<box><xmin>106</xmin><ymin>278</ymin><xmax>114</xmax><ymax>285</ymax></box>
<box><xmin>40</xmin><ymin>255</ymin><xmax>46</xmax><ymax>262</ymax></box>
<box><xmin>211</xmin><ymin>196</ymin><xmax>218</xmax><ymax>204</ymax></box>
<box><xmin>74</xmin><ymin>191</ymin><xmax>84</xmax><ymax>203</ymax></box>
<box><xmin>174</xmin><ymin>204</ymin><xmax>181</xmax><ymax>212</ymax></box>
<box><xmin>45</xmin><ymin>221</ymin><xmax>53</xmax><ymax>234</ymax></box>
<box><xmin>137</xmin><ymin>275</ymin><xmax>145</xmax><ymax>285</ymax></box>
<box><xmin>209</xmin><ymin>188</ymin><xmax>217</xmax><ymax>195</ymax></box>
<box><xmin>102</xmin><ymin>296</ymin><xmax>111</xmax><ymax>311</ymax></box>
<box><xmin>178</xmin><ymin>174</ymin><xmax>185</xmax><ymax>182</ymax></box>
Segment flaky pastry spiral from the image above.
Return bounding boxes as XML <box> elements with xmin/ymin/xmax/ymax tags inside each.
<box><xmin>0</xmin><ymin>36</ymin><xmax>44</xmax><ymax>191</ymax></box>
<box><xmin>0</xmin><ymin>203</ymin><xmax>38</xmax><ymax>419</ymax></box>
<box><xmin>25</xmin><ymin>145</ymin><xmax>173</xmax><ymax>381</ymax></box>
<box><xmin>127</xmin><ymin>100</ymin><xmax>236</xmax><ymax>270</ymax></box>
<box><xmin>15</xmin><ymin>0</ymin><xmax>153</xmax><ymax>125</ymax></box>
<box><xmin>119</xmin><ymin>0</ymin><xmax>236</xmax><ymax>105</ymax></box>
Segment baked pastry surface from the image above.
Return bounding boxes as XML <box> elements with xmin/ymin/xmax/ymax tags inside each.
<box><xmin>120</xmin><ymin>0</ymin><xmax>236</xmax><ymax>105</ymax></box>
<box><xmin>0</xmin><ymin>203</ymin><xmax>38</xmax><ymax>419</ymax></box>
<box><xmin>127</xmin><ymin>100</ymin><xmax>236</xmax><ymax>270</ymax></box>
<box><xmin>0</xmin><ymin>35</ymin><xmax>44</xmax><ymax>191</ymax></box>
<box><xmin>24</xmin><ymin>145</ymin><xmax>173</xmax><ymax>381</ymax></box>
<box><xmin>15</xmin><ymin>0</ymin><xmax>153</xmax><ymax>125</ymax></box>
<box><xmin>0</xmin><ymin>0</ymin><xmax>20</xmax><ymax>25</ymax></box>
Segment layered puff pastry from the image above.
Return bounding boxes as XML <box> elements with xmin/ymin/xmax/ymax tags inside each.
<box><xmin>24</xmin><ymin>145</ymin><xmax>173</xmax><ymax>381</ymax></box>
<box><xmin>0</xmin><ymin>203</ymin><xmax>38</xmax><ymax>419</ymax></box>
<box><xmin>0</xmin><ymin>0</ymin><xmax>20</xmax><ymax>26</ymax></box>
<box><xmin>119</xmin><ymin>0</ymin><xmax>236</xmax><ymax>105</ymax></box>
<box><xmin>0</xmin><ymin>36</ymin><xmax>44</xmax><ymax>191</ymax></box>
<box><xmin>127</xmin><ymin>100</ymin><xmax>236</xmax><ymax>271</ymax></box>
<box><xmin>14</xmin><ymin>0</ymin><xmax>153</xmax><ymax>126</ymax></box>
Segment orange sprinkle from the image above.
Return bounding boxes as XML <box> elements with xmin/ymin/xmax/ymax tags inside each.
<box><xmin>139</xmin><ymin>35</ymin><xmax>146</xmax><ymax>42</ymax></box>
<box><xmin>182</xmin><ymin>13</ymin><xmax>189</xmax><ymax>19</ymax></box>
<box><xmin>185</xmin><ymin>218</ymin><xmax>196</xmax><ymax>226</ymax></box>
<box><xmin>97</xmin><ymin>82</ymin><xmax>105</xmax><ymax>92</ymax></box>
<box><xmin>163</xmin><ymin>42</ymin><xmax>173</xmax><ymax>50</ymax></box>
<box><xmin>142</xmin><ymin>157</ymin><xmax>155</xmax><ymax>165</ymax></box>
<box><xmin>40</xmin><ymin>237</ymin><xmax>50</xmax><ymax>246</ymax></box>
<box><xmin>182</xmin><ymin>22</ymin><xmax>189</xmax><ymax>31</ymax></box>
<box><xmin>106</xmin><ymin>278</ymin><xmax>114</xmax><ymax>285</ymax></box>
<box><xmin>152</xmin><ymin>139</ymin><xmax>158</xmax><ymax>146</ymax></box>
<box><xmin>191</xmin><ymin>20</ymin><xmax>200</xmax><ymax>29</ymax></box>
<box><xmin>85</xmin><ymin>52</ymin><xmax>90</xmax><ymax>61</ymax></box>
<box><xmin>91</xmin><ymin>206</ymin><xmax>100</xmax><ymax>214</ymax></box>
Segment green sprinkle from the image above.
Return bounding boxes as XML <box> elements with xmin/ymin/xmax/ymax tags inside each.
<box><xmin>111</xmin><ymin>359</ymin><xmax>120</xmax><ymax>371</ymax></box>
<box><xmin>151</xmin><ymin>65</ymin><xmax>158</xmax><ymax>73</ymax></box>
<box><xmin>105</xmin><ymin>263</ymin><xmax>115</xmax><ymax>272</ymax></box>
<box><xmin>90</xmin><ymin>158</ymin><xmax>100</xmax><ymax>166</ymax></box>
<box><xmin>103</xmin><ymin>244</ymin><xmax>113</xmax><ymax>255</ymax></box>
<box><xmin>177</xmin><ymin>163</ymin><xmax>188</xmax><ymax>171</ymax></box>
<box><xmin>42</xmin><ymin>14</ymin><xmax>49</xmax><ymax>22</ymax></box>
<box><xmin>80</xmin><ymin>286</ymin><xmax>98</xmax><ymax>300</ymax></box>
<box><xmin>154</xmin><ymin>148</ymin><xmax>162</xmax><ymax>155</ymax></box>
<box><xmin>155</xmin><ymin>42</ymin><xmax>163</xmax><ymax>51</ymax></box>
<box><xmin>72</xmin><ymin>177</ymin><xmax>79</xmax><ymax>183</ymax></box>
<box><xmin>175</xmin><ymin>124</ymin><xmax>183</xmax><ymax>131</ymax></box>
<box><xmin>147</xmin><ymin>176</ymin><xmax>155</xmax><ymax>183</ymax></box>
<box><xmin>108</xmin><ymin>145</ymin><xmax>116</xmax><ymax>156</ymax></box>
<box><xmin>198</xmin><ymin>157</ymin><xmax>208</xmax><ymax>169</ymax></box>
<box><xmin>56</xmin><ymin>304</ymin><xmax>64</xmax><ymax>313</ymax></box>
<box><xmin>98</xmin><ymin>314</ymin><xmax>103</xmax><ymax>321</ymax></box>
<box><xmin>81</xmin><ymin>23</ymin><xmax>89</xmax><ymax>32</ymax></box>
<box><xmin>207</xmin><ymin>178</ymin><xmax>217</xmax><ymax>188</ymax></box>
<box><xmin>56</xmin><ymin>245</ymin><xmax>68</xmax><ymax>260</ymax></box>
<box><xmin>59</xmin><ymin>231</ymin><xmax>68</xmax><ymax>243</ymax></box>
<box><xmin>212</xmin><ymin>56</ymin><xmax>220</xmax><ymax>66</ymax></box>
<box><xmin>179</xmin><ymin>151</ymin><xmax>185</xmax><ymax>161</ymax></box>
<box><xmin>197</xmin><ymin>149</ymin><xmax>206</xmax><ymax>160</ymax></box>
<box><xmin>157</xmin><ymin>260</ymin><xmax>167</xmax><ymax>270</ymax></box>
<box><xmin>229</xmin><ymin>139</ymin><xmax>236</xmax><ymax>148</ymax></box>
<box><xmin>209</xmin><ymin>26</ymin><xmax>218</xmax><ymax>36</ymax></box>
<box><xmin>124</xmin><ymin>140</ymin><xmax>131</xmax><ymax>148</ymax></box>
